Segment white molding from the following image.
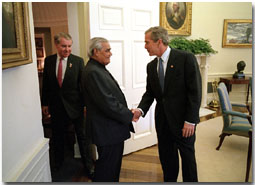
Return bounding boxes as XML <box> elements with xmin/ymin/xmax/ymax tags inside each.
<box><xmin>5</xmin><ymin>138</ymin><xmax>51</xmax><ymax>182</ymax></box>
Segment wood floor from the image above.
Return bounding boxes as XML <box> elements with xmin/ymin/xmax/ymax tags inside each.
<box><xmin>120</xmin><ymin>145</ymin><xmax>163</xmax><ymax>182</ymax></box>
<box><xmin>71</xmin><ymin>145</ymin><xmax>163</xmax><ymax>182</ymax></box>
<box><xmin>46</xmin><ymin>107</ymin><xmax>223</xmax><ymax>182</ymax></box>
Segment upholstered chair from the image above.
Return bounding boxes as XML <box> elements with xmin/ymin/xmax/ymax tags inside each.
<box><xmin>216</xmin><ymin>82</ymin><xmax>252</xmax><ymax>150</ymax></box>
<box><xmin>217</xmin><ymin>82</ymin><xmax>252</xmax><ymax>182</ymax></box>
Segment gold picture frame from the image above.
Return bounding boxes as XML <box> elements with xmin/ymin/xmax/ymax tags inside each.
<box><xmin>222</xmin><ymin>19</ymin><xmax>252</xmax><ymax>48</ymax></box>
<box><xmin>2</xmin><ymin>2</ymin><xmax>32</xmax><ymax>69</ymax></box>
<box><xmin>160</xmin><ymin>2</ymin><xmax>192</xmax><ymax>35</ymax></box>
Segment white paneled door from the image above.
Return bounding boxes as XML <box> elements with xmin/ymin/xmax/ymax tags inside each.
<box><xmin>89</xmin><ymin>1</ymin><xmax>159</xmax><ymax>154</ymax></box>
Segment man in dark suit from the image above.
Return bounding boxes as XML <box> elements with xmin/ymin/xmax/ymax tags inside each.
<box><xmin>81</xmin><ymin>37</ymin><xmax>136</xmax><ymax>182</ymax></box>
<box><xmin>133</xmin><ymin>26</ymin><xmax>202</xmax><ymax>182</ymax></box>
<box><xmin>41</xmin><ymin>32</ymin><xmax>94</xmax><ymax>177</ymax></box>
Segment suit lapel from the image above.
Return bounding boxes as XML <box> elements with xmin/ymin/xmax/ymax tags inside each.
<box><xmin>164</xmin><ymin>49</ymin><xmax>176</xmax><ymax>93</ymax></box>
<box><xmin>62</xmin><ymin>55</ymin><xmax>72</xmax><ymax>87</ymax></box>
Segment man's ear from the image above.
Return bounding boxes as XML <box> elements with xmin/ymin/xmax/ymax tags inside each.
<box><xmin>93</xmin><ymin>48</ymin><xmax>98</xmax><ymax>56</ymax></box>
<box><xmin>158</xmin><ymin>39</ymin><xmax>163</xmax><ymax>45</ymax></box>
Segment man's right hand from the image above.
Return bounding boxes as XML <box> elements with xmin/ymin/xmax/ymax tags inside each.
<box><xmin>131</xmin><ymin>108</ymin><xmax>142</xmax><ymax>122</ymax></box>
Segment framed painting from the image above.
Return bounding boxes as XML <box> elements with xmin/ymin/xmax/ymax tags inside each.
<box><xmin>160</xmin><ymin>2</ymin><xmax>192</xmax><ymax>35</ymax></box>
<box><xmin>2</xmin><ymin>2</ymin><xmax>32</xmax><ymax>69</ymax></box>
<box><xmin>222</xmin><ymin>19</ymin><xmax>252</xmax><ymax>48</ymax></box>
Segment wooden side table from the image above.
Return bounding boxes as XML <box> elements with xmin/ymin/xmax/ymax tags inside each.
<box><xmin>219</xmin><ymin>77</ymin><xmax>250</xmax><ymax>93</ymax></box>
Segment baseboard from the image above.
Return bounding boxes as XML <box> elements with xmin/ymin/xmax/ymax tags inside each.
<box><xmin>5</xmin><ymin>138</ymin><xmax>52</xmax><ymax>182</ymax></box>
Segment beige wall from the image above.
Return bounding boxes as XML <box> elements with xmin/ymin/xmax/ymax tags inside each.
<box><xmin>190</xmin><ymin>2</ymin><xmax>252</xmax><ymax>77</ymax></box>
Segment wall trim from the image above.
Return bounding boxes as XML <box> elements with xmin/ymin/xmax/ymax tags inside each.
<box><xmin>208</xmin><ymin>73</ymin><xmax>252</xmax><ymax>81</ymax></box>
<box><xmin>5</xmin><ymin>138</ymin><xmax>51</xmax><ymax>182</ymax></box>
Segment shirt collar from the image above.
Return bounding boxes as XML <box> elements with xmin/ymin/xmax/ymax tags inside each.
<box><xmin>162</xmin><ymin>47</ymin><xmax>171</xmax><ymax>62</ymax></box>
<box><xmin>57</xmin><ymin>55</ymin><xmax>68</xmax><ymax>62</ymax></box>
<box><xmin>158</xmin><ymin>47</ymin><xmax>171</xmax><ymax>63</ymax></box>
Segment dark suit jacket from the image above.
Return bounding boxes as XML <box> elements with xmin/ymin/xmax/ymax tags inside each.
<box><xmin>138</xmin><ymin>48</ymin><xmax>202</xmax><ymax>137</ymax></box>
<box><xmin>41</xmin><ymin>54</ymin><xmax>84</xmax><ymax>119</ymax></box>
<box><xmin>81</xmin><ymin>58</ymin><xmax>134</xmax><ymax>146</ymax></box>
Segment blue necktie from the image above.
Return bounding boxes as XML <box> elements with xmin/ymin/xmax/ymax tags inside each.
<box><xmin>158</xmin><ymin>58</ymin><xmax>164</xmax><ymax>92</ymax></box>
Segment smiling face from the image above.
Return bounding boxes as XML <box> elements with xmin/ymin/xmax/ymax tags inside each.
<box><xmin>55</xmin><ymin>37</ymin><xmax>72</xmax><ymax>58</ymax></box>
<box><xmin>94</xmin><ymin>42</ymin><xmax>112</xmax><ymax>65</ymax></box>
<box><xmin>144</xmin><ymin>32</ymin><xmax>161</xmax><ymax>57</ymax></box>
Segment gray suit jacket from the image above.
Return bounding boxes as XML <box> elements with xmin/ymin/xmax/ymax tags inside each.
<box><xmin>81</xmin><ymin>58</ymin><xmax>135</xmax><ymax>146</ymax></box>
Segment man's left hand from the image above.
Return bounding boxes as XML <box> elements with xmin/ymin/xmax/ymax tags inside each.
<box><xmin>182</xmin><ymin>122</ymin><xmax>195</xmax><ymax>138</ymax></box>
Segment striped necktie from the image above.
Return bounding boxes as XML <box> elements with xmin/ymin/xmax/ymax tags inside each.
<box><xmin>158</xmin><ymin>58</ymin><xmax>164</xmax><ymax>92</ymax></box>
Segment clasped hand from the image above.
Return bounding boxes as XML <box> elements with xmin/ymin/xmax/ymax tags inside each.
<box><xmin>131</xmin><ymin>108</ymin><xmax>142</xmax><ymax>122</ymax></box>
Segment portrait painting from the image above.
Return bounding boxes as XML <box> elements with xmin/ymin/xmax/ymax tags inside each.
<box><xmin>165</xmin><ymin>2</ymin><xmax>186</xmax><ymax>30</ymax></box>
<box><xmin>160</xmin><ymin>2</ymin><xmax>192</xmax><ymax>35</ymax></box>
<box><xmin>222</xmin><ymin>19</ymin><xmax>252</xmax><ymax>48</ymax></box>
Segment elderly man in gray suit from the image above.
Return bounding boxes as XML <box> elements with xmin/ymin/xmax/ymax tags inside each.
<box><xmin>81</xmin><ymin>37</ymin><xmax>137</xmax><ymax>182</ymax></box>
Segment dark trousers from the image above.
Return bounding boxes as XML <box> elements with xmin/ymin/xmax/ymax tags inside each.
<box><xmin>156</xmin><ymin>118</ymin><xmax>198</xmax><ymax>182</ymax></box>
<box><xmin>93</xmin><ymin>142</ymin><xmax>124</xmax><ymax>182</ymax></box>
<box><xmin>51</xmin><ymin>105</ymin><xmax>94</xmax><ymax>171</ymax></box>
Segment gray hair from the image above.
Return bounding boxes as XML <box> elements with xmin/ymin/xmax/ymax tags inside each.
<box><xmin>54</xmin><ymin>32</ymin><xmax>72</xmax><ymax>44</ymax></box>
<box><xmin>88</xmin><ymin>37</ymin><xmax>109</xmax><ymax>57</ymax></box>
<box><xmin>145</xmin><ymin>26</ymin><xmax>169</xmax><ymax>46</ymax></box>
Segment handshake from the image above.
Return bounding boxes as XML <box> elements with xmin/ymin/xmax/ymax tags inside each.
<box><xmin>131</xmin><ymin>108</ymin><xmax>142</xmax><ymax>122</ymax></box>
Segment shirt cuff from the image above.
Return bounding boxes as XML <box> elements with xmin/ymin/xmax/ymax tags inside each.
<box><xmin>137</xmin><ymin>108</ymin><xmax>144</xmax><ymax>117</ymax></box>
<box><xmin>185</xmin><ymin>121</ymin><xmax>195</xmax><ymax>125</ymax></box>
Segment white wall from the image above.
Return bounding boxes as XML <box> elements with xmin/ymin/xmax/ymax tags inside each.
<box><xmin>2</xmin><ymin>3</ymin><xmax>51</xmax><ymax>182</ymax></box>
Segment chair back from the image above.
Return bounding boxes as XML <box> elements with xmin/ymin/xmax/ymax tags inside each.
<box><xmin>217</xmin><ymin>82</ymin><xmax>232</xmax><ymax>127</ymax></box>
